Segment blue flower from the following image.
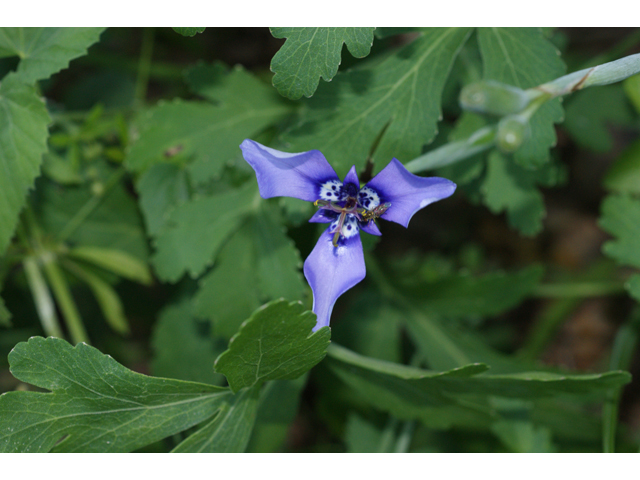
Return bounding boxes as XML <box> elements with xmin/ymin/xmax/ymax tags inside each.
<box><xmin>240</xmin><ymin>139</ymin><xmax>456</xmax><ymax>331</ymax></box>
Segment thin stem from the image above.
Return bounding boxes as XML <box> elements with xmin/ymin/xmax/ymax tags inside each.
<box><xmin>602</xmin><ymin>310</ymin><xmax>639</xmax><ymax>453</ymax></box>
<box><xmin>394</xmin><ymin>421</ymin><xmax>416</xmax><ymax>453</ymax></box>
<box><xmin>134</xmin><ymin>27</ymin><xmax>155</xmax><ymax>108</ymax></box>
<box><xmin>377</xmin><ymin>416</ymin><xmax>400</xmax><ymax>453</ymax></box>
<box><xmin>57</xmin><ymin>168</ymin><xmax>126</xmax><ymax>243</ymax></box>
<box><xmin>22</xmin><ymin>256</ymin><xmax>64</xmax><ymax>338</ymax></box>
<box><xmin>41</xmin><ymin>254</ymin><xmax>89</xmax><ymax>345</ymax></box>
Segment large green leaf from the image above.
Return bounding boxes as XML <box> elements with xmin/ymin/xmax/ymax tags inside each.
<box><xmin>126</xmin><ymin>62</ymin><xmax>291</xmax><ymax>183</ymax></box>
<box><xmin>193</xmin><ymin>206</ymin><xmax>306</xmax><ymax>339</ymax></box>
<box><xmin>600</xmin><ymin>193</ymin><xmax>640</xmax><ymax>269</ymax></box>
<box><xmin>0</xmin><ymin>337</ymin><xmax>231</xmax><ymax>453</ymax></box>
<box><xmin>0</xmin><ymin>27</ymin><xmax>105</xmax><ymax>83</ymax></box>
<box><xmin>477</xmin><ymin>27</ymin><xmax>565</xmax><ymax>168</ymax></box>
<box><xmin>270</xmin><ymin>27</ymin><xmax>375</xmax><ymax>99</ymax></box>
<box><xmin>215</xmin><ymin>300</ymin><xmax>331</xmax><ymax>392</ymax></box>
<box><xmin>283</xmin><ymin>28</ymin><xmax>472</xmax><ymax>177</ymax></box>
<box><xmin>327</xmin><ymin>343</ymin><xmax>631</xmax><ymax>430</ymax></box>
<box><xmin>151</xmin><ymin>181</ymin><xmax>257</xmax><ymax>282</ymax></box>
<box><xmin>0</xmin><ymin>73</ymin><xmax>50</xmax><ymax>254</ymax></box>
<box><xmin>172</xmin><ymin>384</ymin><xmax>260</xmax><ymax>453</ymax></box>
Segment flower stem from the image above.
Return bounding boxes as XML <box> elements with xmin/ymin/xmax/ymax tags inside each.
<box><xmin>134</xmin><ymin>27</ymin><xmax>155</xmax><ymax>108</ymax></box>
<box><xmin>22</xmin><ymin>256</ymin><xmax>64</xmax><ymax>338</ymax></box>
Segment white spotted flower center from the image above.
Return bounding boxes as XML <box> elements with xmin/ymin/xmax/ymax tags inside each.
<box><xmin>316</xmin><ymin>179</ymin><xmax>388</xmax><ymax>247</ymax></box>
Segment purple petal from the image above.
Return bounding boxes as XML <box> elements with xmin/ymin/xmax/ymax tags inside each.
<box><xmin>303</xmin><ymin>228</ymin><xmax>366</xmax><ymax>330</ymax></box>
<box><xmin>240</xmin><ymin>139</ymin><xmax>339</xmax><ymax>202</ymax></box>
<box><xmin>309</xmin><ymin>209</ymin><xmax>336</xmax><ymax>224</ymax></box>
<box><xmin>342</xmin><ymin>165</ymin><xmax>360</xmax><ymax>197</ymax></box>
<box><xmin>365</xmin><ymin>158</ymin><xmax>456</xmax><ymax>228</ymax></box>
<box><xmin>359</xmin><ymin>220</ymin><xmax>382</xmax><ymax>236</ymax></box>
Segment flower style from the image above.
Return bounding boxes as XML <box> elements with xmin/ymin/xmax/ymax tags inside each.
<box><xmin>240</xmin><ymin>139</ymin><xmax>456</xmax><ymax>331</ymax></box>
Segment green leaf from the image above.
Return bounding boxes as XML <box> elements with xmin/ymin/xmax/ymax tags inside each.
<box><xmin>214</xmin><ymin>300</ymin><xmax>331</xmax><ymax>393</ymax></box>
<box><xmin>270</xmin><ymin>27</ymin><xmax>375</xmax><ymax>100</ymax></box>
<box><xmin>327</xmin><ymin>343</ymin><xmax>631</xmax><ymax>429</ymax></box>
<box><xmin>136</xmin><ymin>162</ymin><xmax>190</xmax><ymax>236</ymax></box>
<box><xmin>151</xmin><ymin>181</ymin><xmax>257</xmax><ymax>282</ymax></box>
<box><xmin>0</xmin><ymin>337</ymin><xmax>231</xmax><ymax>453</ymax></box>
<box><xmin>477</xmin><ymin>27</ymin><xmax>565</xmax><ymax>168</ymax></box>
<box><xmin>252</xmin><ymin>204</ymin><xmax>306</xmax><ymax>302</ymax></box>
<box><xmin>481</xmin><ymin>150</ymin><xmax>563</xmax><ymax>235</ymax></box>
<box><xmin>0</xmin><ymin>73</ymin><xmax>50</xmax><ymax>254</ymax></box>
<box><xmin>67</xmin><ymin>245</ymin><xmax>152</xmax><ymax>285</ymax></box>
<box><xmin>283</xmin><ymin>28</ymin><xmax>472</xmax><ymax>177</ymax></box>
<box><xmin>604</xmin><ymin>138</ymin><xmax>640</xmax><ymax>195</ymax></box>
<box><xmin>404</xmin><ymin>265</ymin><xmax>544</xmax><ymax>318</ymax></box>
<box><xmin>491</xmin><ymin>419</ymin><xmax>556</xmax><ymax>453</ymax></box>
<box><xmin>0</xmin><ymin>27</ymin><xmax>105</xmax><ymax>83</ymax></box>
<box><xmin>600</xmin><ymin>193</ymin><xmax>640</xmax><ymax>269</ymax></box>
<box><xmin>627</xmin><ymin>274</ymin><xmax>640</xmax><ymax>302</ymax></box>
<box><xmin>623</xmin><ymin>73</ymin><xmax>640</xmax><ymax>114</ymax></box>
<box><xmin>193</xmin><ymin>221</ymin><xmax>263</xmax><ymax>339</ymax></box>
<box><xmin>61</xmin><ymin>258</ymin><xmax>130</xmax><ymax>335</ymax></box>
<box><xmin>126</xmin><ymin>63</ymin><xmax>291</xmax><ymax>183</ymax></box>
<box><xmin>193</xmin><ymin>205</ymin><xmax>306</xmax><ymax>339</ymax></box>
<box><xmin>345</xmin><ymin>415</ymin><xmax>384</xmax><ymax>453</ymax></box>
<box><xmin>246</xmin><ymin>376</ymin><xmax>307</xmax><ymax>452</ymax></box>
<box><xmin>151</xmin><ymin>299</ymin><xmax>227</xmax><ymax>385</ymax></box>
<box><xmin>172</xmin><ymin>384</ymin><xmax>260</xmax><ymax>452</ymax></box>
<box><xmin>563</xmin><ymin>85</ymin><xmax>634</xmax><ymax>153</ymax></box>
<box><xmin>172</xmin><ymin>27</ymin><xmax>205</xmax><ymax>37</ymax></box>
<box><xmin>34</xmin><ymin>172</ymin><xmax>149</xmax><ymax>262</ymax></box>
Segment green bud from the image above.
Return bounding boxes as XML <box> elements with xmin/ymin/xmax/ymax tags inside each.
<box><xmin>460</xmin><ymin>80</ymin><xmax>529</xmax><ymax>116</ymax></box>
<box><xmin>496</xmin><ymin>115</ymin><xmax>529</xmax><ymax>153</ymax></box>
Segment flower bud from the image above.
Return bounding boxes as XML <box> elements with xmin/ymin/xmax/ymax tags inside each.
<box><xmin>496</xmin><ymin>115</ymin><xmax>529</xmax><ymax>153</ymax></box>
<box><xmin>460</xmin><ymin>81</ymin><xmax>529</xmax><ymax>116</ymax></box>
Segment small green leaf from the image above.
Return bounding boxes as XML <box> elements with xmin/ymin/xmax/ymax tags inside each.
<box><xmin>214</xmin><ymin>300</ymin><xmax>331</xmax><ymax>393</ymax></box>
<box><xmin>603</xmin><ymin>138</ymin><xmax>640</xmax><ymax>195</ymax></box>
<box><xmin>151</xmin><ymin>181</ymin><xmax>257</xmax><ymax>282</ymax></box>
<box><xmin>283</xmin><ymin>28</ymin><xmax>472</xmax><ymax>176</ymax></box>
<box><xmin>600</xmin><ymin>193</ymin><xmax>640</xmax><ymax>269</ymax></box>
<box><xmin>481</xmin><ymin>150</ymin><xmax>562</xmax><ymax>235</ymax></box>
<box><xmin>0</xmin><ymin>27</ymin><xmax>105</xmax><ymax>83</ymax></box>
<box><xmin>172</xmin><ymin>384</ymin><xmax>259</xmax><ymax>452</ymax></box>
<box><xmin>477</xmin><ymin>27</ymin><xmax>565</xmax><ymax>168</ymax></box>
<box><xmin>172</xmin><ymin>27</ymin><xmax>205</xmax><ymax>37</ymax></box>
<box><xmin>270</xmin><ymin>27</ymin><xmax>375</xmax><ymax>99</ymax></box>
<box><xmin>67</xmin><ymin>245</ymin><xmax>152</xmax><ymax>285</ymax></box>
<box><xmin>491</xmin><ymin>420</ymin><xmax>556</xmax><ymax>453</ymax></box>
<box><xmin>0</xmin><ymin>337</ymin><xmax>231</xmax><ymax>453</ymax></box>
<box><xmin>0</xmin><ymin>73</ymin><xmax>50</xmax><ymax>255</ymax></box>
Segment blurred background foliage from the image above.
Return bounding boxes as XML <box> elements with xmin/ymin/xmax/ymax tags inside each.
<box><xmin>1</xmin><ymin>27</ymin><xmax>640</xmax><ymax>452</ymax></box>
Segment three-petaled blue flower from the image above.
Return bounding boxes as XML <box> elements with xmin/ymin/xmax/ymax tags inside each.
<box><xmin>240</xmin><ymin>139</ymin><xmax>456</xmax><ymax>331</ymax></box>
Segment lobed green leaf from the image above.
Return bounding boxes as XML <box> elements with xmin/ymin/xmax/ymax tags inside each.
<box><xmin>214</xmin><ymin>300</ymin><xmax>331</xmax><ymax>392</ymax></box>
<box><xmin>270</xmin><ymin>27</ymin><xmax>375</xmax><ymax>99</ymax></box>
<box><xmin>0</xmin><ymin>337</ymin><xmax>231</xmax><ymax>453</ymax></box>
<box><xmin>283</xmin><ymin>28</ymin><xmax>472</xmax><ymax>177</ymax></box>
<box><xmin>0</xmin><ymin>27</ymin><xmax>105</xmax><ymax>83</ymax></box>
<box><xmin>0</xmin><ymin>73</ymin><xmax>50</xmax><ymax>255</ymax></box>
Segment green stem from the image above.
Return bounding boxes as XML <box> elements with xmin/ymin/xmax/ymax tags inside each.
<box><xmin>134</xmin><ymin>27</ymin><xmax>155</xmax><ymax>107</ymax></box>
<box><xmin>22</xmin><ymin>256</ymin><xmax>64</xmax><ymax>338</ymax></box>
<box><xmin>394</xmin><ymin>421</ymin><xmax>416</xmax><ymax>453</ymax></box>
<box><xmin>377</xmin><ymin>416</ymin><xmax>400</xmax><ymax>453</ymax></box>
<box><xmin>602</xmin><ymin>310</ymin><xmax>639</xmax><ymax>453</ymax></box>
<box><xmin>533</xmin><ymin>280</ymin><xmax>626</xmax><ymax>298</ymax></box>
<box><xmin>57</xmin><ymin>168</ymin><xmax>126</xmax><ymax>243</ymax></box>
<box><xmin>41</xmin><ymin>254</ymin><xmax>89</xmax><ymax>345</ymax></box>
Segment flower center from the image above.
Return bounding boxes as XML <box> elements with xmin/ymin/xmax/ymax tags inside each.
<box><xmin>315</xmin><ymin>181</ymin><xmax>390</xmax><ymax>247</ymax></box>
